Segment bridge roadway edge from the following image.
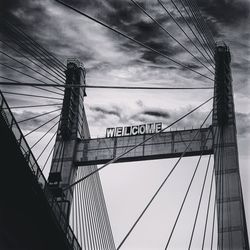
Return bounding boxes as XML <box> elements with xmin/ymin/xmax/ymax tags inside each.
<box><xmin>0</xmin><ymin>114</ymin><xmax>75</xmax><ymax>250</ymax></box>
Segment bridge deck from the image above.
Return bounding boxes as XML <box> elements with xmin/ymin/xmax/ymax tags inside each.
<box><xmin>0</xmin><ymin>92</ymin><xmax>81</xmax><ymax>250</ymax></box>
<box><xmin>74</xmin><ymin>127</ymin><xmax>213</xmax><ymax>166</ymax></box>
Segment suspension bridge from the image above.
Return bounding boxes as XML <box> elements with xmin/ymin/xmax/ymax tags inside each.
<box><xmin>0</xmin><ymin>0</ymin><xmax>249</xmax><ymax>249</ymax></box>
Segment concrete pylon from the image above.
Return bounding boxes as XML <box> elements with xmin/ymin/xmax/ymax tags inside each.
<box><xmin>48</xmin><ymin>59</ymin><xmax>86</xmax><ymax>217</ymax></box>
<box><xmin>48</xmin><ymin>59</ymin><xmax>116</xmax><ymax>249</ymax></box>
<box><xmin>213</xmin><ymin>43</ymin><xmax>249</xmax><ymax>249</ymax></box>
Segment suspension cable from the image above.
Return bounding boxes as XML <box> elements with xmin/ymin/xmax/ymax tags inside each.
<box><xmin>93</xmin><ymin>170</ymin><xmax>115</xmax><ymax>248</ymax></box>
<box><xmin>0</xmin><ymin>81</ymin><xmax>213</xmax><ymax>90</ymax></box>
<box><xmin>164</xmin><ymin>129</ymin><xmax>212</xmax><ymax>249</ymax></box>
<box><xmin>1</xmin><ymin>18</ymin><xmax>66</xmax><ymax>71</ymax></box>
<box><xmin>0</xmin><ymin>49</ymin><xmax>65</xmax><ymax>86</ymax></box>
<box><xmin>217</xmin><ymin>127</ymin><xmax>225</xmax><ymax>249</ymax></box>
<box><xmin>84</xmin><ymin>167</ymin><xmax>101</xmax><ymax>249</ymax></box>
<box><xmin>117</xmin><ymin>110</ymin><xmax>212</xmax><ymax>250</ymax></box>
<box><xmin>180</xmin><ymin>0</ymin><xmax>215</xmax><ymax>57</ymax></box>
<box><xmin>4</xmin><ymin>103</ymin><xmax>62</xmax><ymax>110</ymax></box>
<box><xmin>182</xmin><ymin>0</ymin><xmax>215</xmax><ymax>55</ymax></box>
<box><xmin>201</xmin><ymin>129</ymin><xmax>219</xmax><ymax>249</ymax></box>
<box><xmin>188</xmin><ymin>154</ymin><xmax>212</xmax><ymax>249</ymax></box>
<box><xmin>42</xmin><ymin>143</ymin><xmax>55</xmax><ymax>172</ymax></box>
<box><xmin>1</xmin><ymin>91</ymin><xmax>63</xmax><ymax>100</ymax></box>
<box><xmin>184</xmin><ymin>0</ymin><xmax>216</xmax><ymax>49</ymax></box>
<box><xmin>1</xmin><ymin>28</ymin><xmax>66</xmax><ymax>82</ymax></box>
<box><xmin>36</xmin><ymin>130</ymin><xmax>58</xmax><ymax>162</ymax></box>
<box><xmin>157</xmin><ymin>0</ymin><xmax>214</xmax><ymax>69</ymax></box>
<box><xmin>18</xmin><ymin>108</ymin><xmax>61</xmax><ymax>124</ymax></box>
<box><xmin>30</xmin><ymin>120</ymin><xmax>60</xmax><ymax>149</ymax></box>
<box><xmin>0</xmin><ymin>76</ymin><xmax>63</xmax><ymax>96</ymax></box>
<box><xmin>76</xmin><ymin>171</ymin><xmax>85</xmax><ymax>248</ymax></box>
<box><xmin>169</xmin><ymin>0</ymin><xmax>214</xmax><ymax>62</ymax></box>
<box><xmin>0</xmin><ymin>38</ymin><xmax>66</xmax><ymax>85</ymax></box>
<box><xmin>165</xmin><ymin>151</ymin><xmax>204</xmax><ymax>249</ymax></box>
<box><xmin>0</xmin><ymin>62</ymin><xmax>65</xmax><ymax>92</ymax></box>
<box><xmin>202</xmin><ymin>173</ymin><xmax>215</xmax><ymax>249</ymax></box>
<box><xmin>177</xmin><ymin>0</ymin><xmax>214</xmax><ymax>57</ymax></box>
<box><xmin>24</xmin><ymin>114</ymin><xmax>61</xmax><ymax>137</ymax></box>
<box><xmin>75</xmin><ymin>178</ymin><xmax>83</xmax><ymax>247</ymax></box>
<box><xmin>130</xmin><ymin>0</ymin><xmax>214</xmax><ymax>75</ymax></box>
<box><xmin>79</xmin><ymin>169</ymin><xmax>91</xmax><ymax>249</ymax></box>
<box><xmin>192</xmin><ymin>1</ymin><xmax>216</xmax><ymax>47</ymax></box>
<box><xmin>55</xmin><ymin>0</ymin><xmax>214</xmax><ymax>82</ymax></box>
<box><xmin>1</xmin><ymin>19</ymin><xmax>66</xmax><ymax>73</ymax></box>
<box><xmin>211</xmin><ymin>128</ymin><xmax>223</xmax><ymax>249</ymax></box>
<box><xmin>0</xmin><ymin>50</ymin><xmax>64</xmax><ymax>84</ymax></box>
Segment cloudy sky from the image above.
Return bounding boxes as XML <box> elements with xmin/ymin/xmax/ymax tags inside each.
<box><xmin>1</xmin><ymin>0</ymin><xmax>250</xmax><ymax>249</ymax></box>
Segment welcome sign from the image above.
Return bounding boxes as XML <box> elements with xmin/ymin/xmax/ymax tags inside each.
<box><xmin>106</xmin><ymin>122</ymin><xmax>162</xmax><ymax>138</ymax></box>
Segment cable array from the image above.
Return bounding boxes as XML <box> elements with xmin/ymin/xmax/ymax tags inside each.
<box><xmin>1</xmin><ymin>19</ymin><xmax>66</xmax><ymax>75</ymax></box>
<box><xmin>117</xmin><ymin>110</ymin><xmax>212</xmax><ymax>249</ymax></box>
<box><xmin>0</xmin><ymin>1</ymin><xmax>223</xmax><ymax>249</ymax></box>
<box><xmin>0</xmin><ymin>76</ymin><xmax>63</xmax><ymax>96</ymax></box>
<box><xmin>0</xmin><ymin>63</ymin><xmax>64</xmax><ymax>96</ymax></box>
<box><xmin>55</xmin><ymin>0</ymin><xmax>215</xmax><ymax>82</ymax></box>
<box><xmin>1</xmin><ymin>91</ymin><xmax>63</xmax><ymax>100</ymax></box>
<box><xmin>166</xmin><ymin>0</ymin><xmax>214</xmax><ymax>62</ymax></box>
<box><xmin>164</xmin><ymin>129</ymin><xmax>211</xmax><ymax>249</ymax></box>
<box><xmin>70</xmin><ymin>167</ymin><xmax>116</xmax><ymax>249</ymax></box>
<box><xmin>188</xmin><ymin>154</ymin><xmax>212</xmax><ymax>249</ymax></box>
<box><xmin>157</xmin><ymin>0</ymin><xmax>214</xmax><ymax>69</ymax></box>
<box><xmin>130</xmin><ymin>0</ymin><xmax>214</xmax><ymax>75</ymax></box>
<box><xmin>178</xmin><ymin>0</ymin><xmax>215</xmax><ymax>57</ymax></box>
<box><xmin>0</xmin><ymin>18</ymin><xmax>65</xmax><ymax>96</ymax></box>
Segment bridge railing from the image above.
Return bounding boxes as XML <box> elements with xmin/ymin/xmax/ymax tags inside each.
<box><xmin>0</xmin><ymin>91</ymin><xmax>81</xmax><ymax>250</ymax></box>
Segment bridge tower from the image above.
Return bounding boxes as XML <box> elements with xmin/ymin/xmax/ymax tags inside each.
<box><xmin>48</xmin><ymin>59</ymin><xmax>115</xmax><ymax>249</ymax></box>
<box><xmin>46</xmin><ymin>47</ymin><xmax>249</xmax><ymax>249</ymax></box>
<box><xmin>48</xmin><ymin>59</ymin><xmax>86</xmax><ymax>216</ymax></box>
<box><xmin>213</xmin><ymin>44</ymin><xmax>249</xmax><ymax>249</ymax></box>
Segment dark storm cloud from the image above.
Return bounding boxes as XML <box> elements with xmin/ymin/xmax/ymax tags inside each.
<box><xmin>101</xmin><ymin>1</ymin><xmax>139</xmax><ymax>30</ymax></box>
<box><xmin>1</xmin><ymin>0</ymin><xmax>21</xmax><ymax>8</ymax></box>
<box><xmin>62</xmin><ymin>0</ymin><xmax>181</xmax><ymax>63</ymax></box>
<box><xmin>132</xmin><ymin>106</ymin><xmax>211</xmax><ymax>129</ymax></box>
<box><xmin>101</xmin><ymin>2</ymin><xmax>181</xmax><ymax>63</ymax></box>
<box><xmin>1</xmin><ymin>0</ymin><xmax>202</xmax><ymax>73</ymax></box>
<box><xmin>90</xmin><ymin>106</ymin><xmax>121</xmax><ymax>119</ymax></box>
<box><xmin>130</xmin><ymin>108</ymin><xmax>171</xmax><ymax>124</ymax></box>
<box><xmin>1</xmin><ymin>0</ymin><xmax>26</xmax><ymax>16</ymax></box>
<box><xmin>0</xmin><ymin>0</ymin><xmax>67</xmax><ymax>80</ymax></box>
<box><xmin>197</xmin><ymin>0</ymin><xmax>250</xmax><ymax>26</ymax></box>
<box><xmin>1</xmin><ymin>0</ymin><xmax>47</xmax><ymax>29</ymax></box>
<box><xmin>89</xmin><ymin>104</ymin><xmax>171</xmax><ymax>125</ymax></box>
<box><xmin>140</xmin><ymin>39</ymin><xmax>178</xmax><ymax>63</ymax></box>
<box><xmin>62</xmin><ymin>0</ymin><xmax>141</xmax><ymax>33</ymax></box>
<box><xmin>89</xmin><ymin>102</ymin><xmax>212</xmax><ymax>129</ymax></box>
<box><xmin>142</xmin><ymin>110</ymin><xmax>170</xmax><ymax>119</ymax></box>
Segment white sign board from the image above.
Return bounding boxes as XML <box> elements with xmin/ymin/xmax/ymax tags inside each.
<box><xmin>106</xmin><ymin>123</ymin><xmax>162</xmax><ymax>138</ymax></box>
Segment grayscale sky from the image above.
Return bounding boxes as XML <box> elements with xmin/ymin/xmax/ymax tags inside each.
<box><xmin>1</xmin><ymin>0</ymin><xmax>250</xmax><ymax>249</ymax></box>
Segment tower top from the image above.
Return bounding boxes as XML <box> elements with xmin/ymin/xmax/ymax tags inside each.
<box><xmin>67</xmin><ymin>58</ymin><xmax>85</xmax><ymax>70</ymax></box>
<box><xmin>215</xmin><ymin>41</ymin><xmax>230</xmax><ymax>52</ymax></box>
